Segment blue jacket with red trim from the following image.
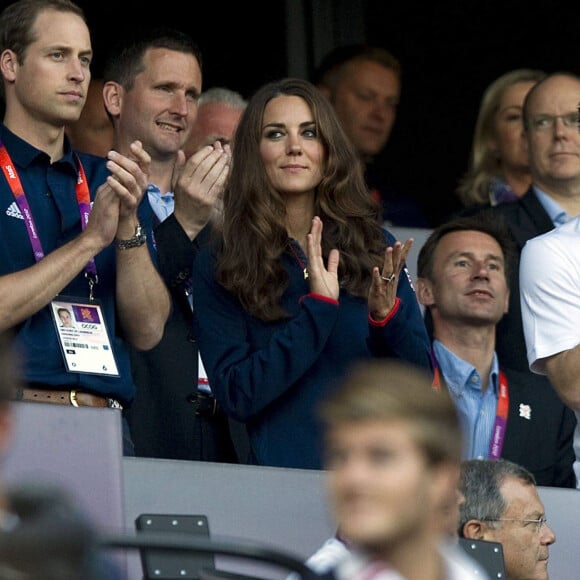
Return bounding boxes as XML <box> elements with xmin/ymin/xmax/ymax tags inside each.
<box><xmin>191</xmin><ymin>229</ymin><xmax>431</xmax><ymax>469</ymax></box>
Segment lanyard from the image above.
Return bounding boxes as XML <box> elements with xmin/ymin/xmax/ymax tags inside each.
<box><xmin>431</xmin><ymin>349</ymin><xmax>509</xmax><ymax>460</ymax></box>
<box><xmin>0</xmin><ymin>141</ymin><xmax>99</xmax><ymax>298</ymax></box>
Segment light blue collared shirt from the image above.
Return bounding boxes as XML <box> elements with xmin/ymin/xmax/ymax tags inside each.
<box><xmin>147</xmin><ymin>184</ymin><xmax>174</xmax><ymax>223</ymax></box>
<box><xmin>533</xmin><ymin>186</ymin><xmax>570</xmax><ymax>225</ymax></box>
<box><xmin>433</xmin><ymin>340</ymin><xmax>500</xmax><ymax>459</ymax></box>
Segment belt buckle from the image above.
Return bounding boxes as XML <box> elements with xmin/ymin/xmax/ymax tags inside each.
<box><xmin>192</xmin><ymin>391</ymin><xmax>219</xmax><ymax>418</ymax></box>
<box><xmin>69</xmin><ymin>390</ymin><xmax>79</xmax><ymax>407</ymax></box>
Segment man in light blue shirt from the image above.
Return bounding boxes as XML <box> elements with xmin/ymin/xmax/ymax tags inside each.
<box><xmin>416</xmin><ymin>214</ymin><xmax>576</xmax><ymax>487</ymax></box>
<box><xmin>429</xmin><ymin>341</ymin><xmax>500</xmax><ymax>460</ymax></box>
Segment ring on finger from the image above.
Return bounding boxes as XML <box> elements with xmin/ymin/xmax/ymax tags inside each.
<box><xmin>380</xmin><ymin>273</ymin><xmax>396</xmax><ymax>283</ymax></box>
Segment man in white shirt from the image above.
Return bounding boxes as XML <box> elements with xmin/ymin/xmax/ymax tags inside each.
<box><xmin>520</xmin><ymin>216</ymin><xmax>580</xmax><ymax>422</ymax></box>
<box><xmin>480</xmin><ymin>71</ymin><xmax>580</xmax><ymax>486</ymax></box>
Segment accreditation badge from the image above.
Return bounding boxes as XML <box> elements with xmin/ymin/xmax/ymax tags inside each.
<box><xmin>50</xmin><ymin>297</ymin><xmax>119</xmax><ymax>376</ymax></box>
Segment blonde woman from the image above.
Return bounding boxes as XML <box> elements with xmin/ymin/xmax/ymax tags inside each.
<box><xmin>457</xmin><ymin>69</ymin><xmax>546</xmax><ymax>209</ymax></box>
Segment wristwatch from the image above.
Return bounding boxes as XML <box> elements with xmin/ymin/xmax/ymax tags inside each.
<box><xmin>115</xmin><ymin>223</ymin><xmax>147</xmax><ymax>250</ymax></box>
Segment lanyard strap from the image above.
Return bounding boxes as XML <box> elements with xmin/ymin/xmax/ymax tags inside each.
<box><xmin>0</xmin><ymin>142</ymin><xmax>98</xmax><ymax>294</ymax></box>
<box><xmin>431</xmin><ymin>349</ymin><xmax>509</xmax><ymax>460</ymax></box>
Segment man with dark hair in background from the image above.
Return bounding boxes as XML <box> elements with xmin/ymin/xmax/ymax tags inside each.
<box><xmin>315</xmin><ymin>44</ymin><xmax>430</xmax><ymax>227</ymax></box>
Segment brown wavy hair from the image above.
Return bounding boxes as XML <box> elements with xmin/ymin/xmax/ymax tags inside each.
<box><xmin>216</xmin><ymin>77</ymin><xmax>387</xmax><ymax>322</ymax></box>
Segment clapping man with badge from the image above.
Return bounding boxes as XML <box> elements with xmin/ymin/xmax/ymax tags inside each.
<box><xmin>0</xmin><ymin>0</ymin><xmax>170</xmax><ymax>454</ymax></box>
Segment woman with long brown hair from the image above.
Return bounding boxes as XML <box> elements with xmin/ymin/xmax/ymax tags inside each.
<box><xmin>191</xmin><ymin>78</ymin><xmax>430</xmax><ymax>469</ymax></box>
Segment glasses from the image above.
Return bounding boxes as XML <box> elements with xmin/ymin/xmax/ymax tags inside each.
<box><xmin>527</xmin><ymin>112</ymin><xmax>579</xmax><ymax>132</ymax></box>
<box><xmin>482</xmin><ymin>516</ymin><xmax>548</xmax><ymax>533</ymax></box>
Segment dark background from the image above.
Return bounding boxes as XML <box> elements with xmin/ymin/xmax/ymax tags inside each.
<box><xmin>3</xmin><ymin>0</ymin><xmax>578</xmax><ymax>227</ymax></box>
<box><xmin>77</xmin><ymin>2</ymin><xmax>288</xmax><ymax>98</ymax></box>
<box><xmin>364</xmin><ymin>1</ymin><xmax>580</xmax><ymax>225</ymax></box>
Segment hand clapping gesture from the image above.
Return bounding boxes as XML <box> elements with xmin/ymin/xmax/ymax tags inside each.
<box><xmin>171</xmin><ymin>141</ymin><xmax>232</xmax><ymax>239</ymax></box>
<box><xmin>86</xmin><ymin>140</ymin><xmax>151</xmax><ymax>248</ymax></box>
<box><xmin>306</xmin><ymin>216</ymin><xmax>340</xmax><ymax>300</ymax></box>
<box><xmin>368</xmin><ymin>238</ymin><xmax>413</xmax><ymax>320</ymax></box>
<box><xmin>305</xmin><ymin>217</ymin><xmax>413</xmax><ymax>319</ymax></box>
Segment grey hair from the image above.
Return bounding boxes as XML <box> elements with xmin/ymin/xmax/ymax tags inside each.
<box><xmin>198</xmin><ymin>87</ymin><xmax>247</xmax><ymax>110</ymax></box>
<box><xmin>458</xmin><ymin>459</ymin><xmax>536</xmax><ymax>536</ymax></box>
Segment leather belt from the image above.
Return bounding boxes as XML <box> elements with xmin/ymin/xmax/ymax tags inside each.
<box><xmin>15</xmin><ymin>387</ymin><xmax>123</xmax><ymax>409</ymax></box>
<box><xmin>188</xmin><ymin>390</ymin><xmax>220</xmax><ymax>418</ymax></box>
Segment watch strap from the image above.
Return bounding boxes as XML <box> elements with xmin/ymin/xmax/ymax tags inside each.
<box><xmin>116</xmin><ymin>224</ymin><xmax>147</xmax><ymax>250</ymax></box>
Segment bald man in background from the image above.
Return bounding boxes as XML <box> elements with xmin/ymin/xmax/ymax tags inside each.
<box><xmin>184</xmin><ymin>86</ymin><xmax>246</xmax><ymax>157</ymax></box>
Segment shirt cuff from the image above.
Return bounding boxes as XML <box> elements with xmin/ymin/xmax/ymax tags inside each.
<box><xmin>299</xmin><ymin>293</ymin><xmax>339</xmax><ymax>306</ymax></box>
<box><xmin>368</xmin><ymin>297</ymin><xmax>401</xmax><ymax>327</ymax></box>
